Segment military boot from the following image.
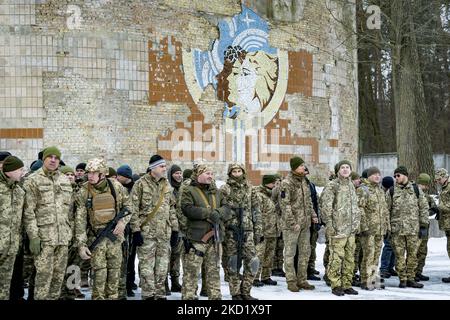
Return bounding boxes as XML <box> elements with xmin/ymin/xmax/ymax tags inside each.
<box><xmin>253</xmin><ymin>279</ymin><xmax>264</xmax><ymax>287</ymax></box>
<box><xmin>406</xmin><ymin>280</ymin><xmax>424</xmax><ymax>288</ymax></box>
<box><xmin>415</xmin><ymin>273</ymin><xmax>429</xmax><ymax>281</ymax></box>
<box><xmin>261</xmin><ymin>278</ymin><xmax>277</xmax><ymax>286</ymax></box>
<box><xmin>331</xmin><ymin>287</ymin><xmax>344</xmax><ymax>296</ymax></box>
<box><xmin>241</xmin><ymin>294</ymin><xmax>258</xmax><ymax>300</ymax></box>
<box><xmin>199</xmin><ymin>287</ymin><xmax>208</xmax><ymax>297</ymax></box>
<box><xmin>232</xmin><ymin>295</ymin><xmax>243</xmax><ymax>300</ymax></box>
<box><xmin>323</xmin><ymin>274</ymin><xmax>331</xmax><ymax>287</ymax></box>
<box><xmin>361</xmin><ymin>283</ymin><xmax>374</xmax><ymax>291</ymax></box>
<box><xmin>442</xmin><ymin>277</ymin><xmax>450</xmax><ymax>283</ymax></box>
<box><xmin>307</xmin><ymin>274</ymin><xmax>321</xmax><ymax>281</ymax></box>
<box><xmin>287</xmin><ymin>282</ymin><xmax>299</xmax><ymax>292</ymax></box>
<box><xmin>379</xmin><ymin>270</ymin><xmax>391</xmax><ymax>279</ymax></box>
<box><xmin>171</xmin><ymin>277</ymin><xmax>182</xmax><ymax>292</ymax></box>
<box><xmin>165</xmin><ymin>278</ymin><xmax>171</xmax><ymax>296</ymax></box>
<box><xmin>343</xmin><ymin>287</ymin><xmax>359</xmax><ymax>295</ymax></box>
<box><xmin>297</xmin><ymin>281</ymin><xmax>315</xmax><ymax>290</ymax></box>
<box><xmin>398</xmin><ymin>281</ymin><xmax>407</xmax><ymax>288</ymax></box>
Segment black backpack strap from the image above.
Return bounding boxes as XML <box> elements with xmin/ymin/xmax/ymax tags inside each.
<box><xmin>412</xmin><ymin>183</ymin><xmax>420</xmax><ymax>199</ymax></box>
<box><xmin>106</xmin><ymin>178</ymin><xmax>118</xmax><ymax>211</ymax></box>
<box><xmin>389</xmin><ymin>186</ymin><xmax>394</xmax><ymax>199</ymax></box>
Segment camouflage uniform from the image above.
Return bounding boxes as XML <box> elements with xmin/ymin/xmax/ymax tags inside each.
<box><xmin>75</xmin><ymin>159</ymin><xmax>131</xmax><ymax>300</ymax></box>
<box><xmin>180</xmin><ymin>165</ymin><xmax>230</xmax><ymax>300</ymax></box>
<box><xmin>0</xmin><ymin>171</ymin><xmax>25</xmax><ymax>299</ymax></box>
<box><xmin>130</xmin><ymin>173</ymin><xmax>176</xmax><ymax>299</ymax></box>
<box><xmin>220</xmin><ymin>164</ymin><xmax>261</xmax><ymax>299</ymax></box>
<box><xmin>254</xmin><ymin>185</ymin><xmax>277</xmax><ymax>281</ymax></box>
<box><xmin>320</xmin><ymin>177</ymin><xmax>361</xmax><ymax>290</ymax></box>
<box><xmin>23</xmin><ymin>167</ymin><xmax>73</xmax><ymax>300</ymax></box>
<box><xmin>271</xmin><ymin>183</ymin><xmax>284</xmax><ymax>272</ymax></box>
<box><xmin>357</xmin><ymin>181</ymin><xmax>390</xmax><ymax>287</ymax></box>
<box><xmin>386</xmin><ymin>182</ymin><xmax>429</xmax><ymax>283</ymax></box>
<box><xmin>437</xmin><ymin>172</ymin><xmax>450</xmax><ymax>255</ymax></box>
<box><xmin>279</xmin><ymin>172</ymin><xmax>316</xmax><ymax>290</ymax></box>
<box><xmin>416</xmin><ymin>192</ymin><xmax>437</xmax><ymax>276</ymax></box>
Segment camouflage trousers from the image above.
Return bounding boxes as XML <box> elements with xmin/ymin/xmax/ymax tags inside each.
<box><xmin>118</xmin><ymin>233</ymin><xmax>130</xmax><ymax>299</ymax></box>
<box><xmin>137</xmin><ymin>236</ymin><xmax>170</xmax><ymax>299</ymax></box>
<box><xmin>327</xmin><ymin>235</ymin><xmax>355</xmax><ymax>290</ymax></box>
<box><xmin>221</xmin><ymin>233</ymin><xmax>229</xmax><ymax>281</ymax></box>
<box><xmin>169</xmin><ymin>237</ymin><xmax>183</xmax><ymax>279</ymax></box>
<box><xmin>307</xmin><ymin>227</ymin><xmax>319</xmax><ymax>274</ymax></box>
<box><xmin>272</xmin><ymin>234</ymin><xmax>284</xmax><ymax>270</ymax></box>
<box><xmin>60</xmin><ymin>243</ymin><xmax>83</xmax><ymax>299</ymax></box>
<box><xmin>255</xmin><ymin>237</ymin><xmax>277</xmax><ymax>280</ymax></box>
<box><xmin>34</xmin><ymin>244</ymin><xmax>68</xmax><ymax>300</ymax></box>
<box><xmin>182</xmin><ymin>240</ymin><xmax>221</xmax><ymax>300</ymax></box>
<box><xmin>0</xmin><ymin>253</ymin><xmax>16</xmax><ymax>299</ymax></box>
<box><xmin>224</xmin><ymin>231</ymin><xmax>258</xmax><ymax>297</ymax></box>
<box><xmin>416</xmin><ymin>225</ymin><xmax>429</xmax><ymax>275</ymax></box>
<box><xmin>353</xmin><ymin>234</ymin><xmax>363</xmax><ymax>275</ymax></box>
<box><xmin>359</xmin><ymin>234</ymin><xmax>383</xmax><ymax>286</ymax></box>
<box><xmin>391</xmin><ymin>234</ymin><xmax>419</xmax><ymax>282</ymax></box>
<box><xmin>91</xmin><ymin>238</ymin><xmax>122</xmax><ymax>300</ymax></box>
<box><xmin>283</xmin><ymin>227</ymin><xmax>310</xmax><ymax>286</ymax></box>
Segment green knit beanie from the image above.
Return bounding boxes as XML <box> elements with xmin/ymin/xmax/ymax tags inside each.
<box><xmin>60</xmin><ymin>166</ymin><xmax>75</xmax><ymax>175</ymax></box>
<box><xmin>416</xmin><ymin>173</ymin><xmax>431</xmax><ymax>185</ymax></box>
<box><xmin>262</xmin><ymin>174</ymin><xmax>277</xmax><ymax>185</ymax></box>
<box><xmin>2</xmin><ymin>156</ymin><xmax>24</xmax><ymax>173</ymax></box>
<box><xmin>183</xmin><ymin>168</ymin><xmax>193</xmax><ymax>180</ymax></box>
<box><xmin>43</xmin><ymin>146</ymin><xmax>61</xmax><ymax>160</ymax></box>
<box><xmin>290</xmin><ymin>156</ymin><xmax>305</xmax><ymax>171</ymax></box>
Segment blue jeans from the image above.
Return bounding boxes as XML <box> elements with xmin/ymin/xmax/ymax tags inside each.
<box><xmin>379</xmin><ymin>238</ymin><xmax>395</xmax><ymax>272</ymax></box>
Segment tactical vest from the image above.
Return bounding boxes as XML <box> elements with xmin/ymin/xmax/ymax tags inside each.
<box><xmin>87</xmin><ymin>179</ymin><xmax>117</xmax><ymax>226</ymax></box>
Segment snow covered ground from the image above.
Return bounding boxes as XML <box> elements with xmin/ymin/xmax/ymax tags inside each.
<box><xmin>76</xmin><ymin>236</ymin><xmax>450</xmax><ymax>300</ymax></box>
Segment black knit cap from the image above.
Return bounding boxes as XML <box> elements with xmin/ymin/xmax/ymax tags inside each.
<box><xmin>394</xmin><ymin>166</ymin><xmax>408</xmax><ymax>177</ymax></box>
<box><xmin>76</xmin><ymin>162</ymin><xmax>87</xmax><ymax>171</ymax></box>
<box><xmin>0</xmin><ymin>151</ymin><xmax>12</xmax><ymax>162</ymax></box>
<box><xmin>2</xmin><ymin>156</ymin><xmax>24</xmax><ymax>173</ymax></box>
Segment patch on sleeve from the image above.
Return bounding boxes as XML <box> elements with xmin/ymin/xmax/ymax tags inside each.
<box><xmin>280</xmin><ymin>191</ymin><xmax>286</xmax><ymax>199</ymax></box>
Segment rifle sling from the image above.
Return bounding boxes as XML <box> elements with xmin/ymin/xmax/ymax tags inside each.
<box><xmin>140</xmin><ymin>183</ymin><xmax>168</xmax><ymax>228</ymax></box>
<box><xmin>193</xmin><ymin>186</ymin><xmax>216</xmax><ymax>209</ymax></box>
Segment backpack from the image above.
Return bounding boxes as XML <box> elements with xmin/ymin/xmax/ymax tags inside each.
<box><xmin>389</xmin><ymin>183</ymin><xmax>419</xmax><ymax>200</ymax></box>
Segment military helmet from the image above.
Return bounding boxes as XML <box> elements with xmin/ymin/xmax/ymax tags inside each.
<box><xmin>435</xmin><ymin>168</ymin><xmax>449</xmax><ymax>180</ymax></box>
<box><xmin>86</xmin><ymin>158</ymin><xmax>108</xmax><ymax>174</ymax></box>
<box><xmin>227</xmin><ymin>162</ymin><xmax>246</xmax><ymax>176</ymax></box>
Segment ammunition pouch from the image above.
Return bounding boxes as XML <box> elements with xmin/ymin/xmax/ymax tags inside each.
<box><xmin>91</xmin><ymin>193</ymin><xmax>116</xmax><ymax>225</ymax></box>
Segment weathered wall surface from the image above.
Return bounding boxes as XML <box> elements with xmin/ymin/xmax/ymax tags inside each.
<box><xmin>0</xmin><ymin>0</ymin><xmax>358</xmax><ymax>186</ymax></box>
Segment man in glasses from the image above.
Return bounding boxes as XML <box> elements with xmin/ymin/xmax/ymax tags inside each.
<box><xmin>386</xmin><ymin>166</ymin><xmax>429</xmax><ymax>289</ymax></box>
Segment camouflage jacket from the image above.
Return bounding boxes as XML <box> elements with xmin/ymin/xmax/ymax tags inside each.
<box><xmin>271</xmin><ymin>183</ymin><xmax>282</xmax><ymax>237</ymax></box>
<box><xmin>279</xmin><ymin>172</ymin><xmax>315</xmax><ymax>231</ymax></box>
<box><xmin>130</xmin><ymin>174</ymin><xmax>177</xmax><ymax>240</ymax></box>
<box><xmin>75</xmin><ymin>178</ymin><xmax>131</xmax><ymax>247</ymax></box>
<box><xmin>0</xmin><ymin>171</ymin><xmax>25</xmax><ymax>256</ymax></box>
<box><xmin>254</xmin><ymin>185</ymin><xmax>277</xmax><ymax>238</ymax></box>
<box><xmin>220</xmin><ymin>177</ymin><xmax>262</xmax><ymax>237</ymax></box>
<box><xmin>386</xmin><ymin>181</ymin><xmax>429</xmax><ymax>235</ymax></box>
<box><xmin>181</xmin><ymin>180</ymin><xmax>229</xmax><ymax>242</ymax></box>
<box><xmin>319</xmin><ymin>177</ymin><xmax>361</xmax><ymax>237</ymax></box>
<box><xmin>23</xmin><ymin>167</ymin><xmax>73</xmax><ymax>245</ymax></box>
<box><xmin>438</xmin><ymin>180</ymin><xmax>450</xmax><ymax>231</ymax></box>
<box><xmin>356</xmin><ymin>181</ymin><xmax>390</xmax><ymax>236</ymax></box>
<box><xmin>176</xmin><ymin>178</ymin><xmax>191</xmax><ymax>235</ymax></box>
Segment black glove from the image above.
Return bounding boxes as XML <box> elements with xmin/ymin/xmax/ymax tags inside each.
<box><xmin>418</xmin><ymin>226</ymin><xmax>428</xmax><ymax>239</ymax></box>
<box><xmin>170</xmin><ymin>231</ymin><xmax>180</xmax><ymax>248</ymax></box>
<box><xmin>313</xmin><ymin>223</ymin><xmax>321</xmax><ymax>232</ymax></box>
<box><xmin>255</xmin><ymin>235</ymin><xmax>264</xmax><ymax>244</ymax></box>
<box><xmin>209</xmin><ymin>210</ymin><xmax>221</xmax><ymax>224</ymax></box>
<box><xmin>360</xmin><ymin>230</ymin><xmax>370</xmax><ymax>237</ymax></box>
<box><xmin>132</xmin><ymin>231</ymin><xmax>144</xmax><ymax>247</ymax></box>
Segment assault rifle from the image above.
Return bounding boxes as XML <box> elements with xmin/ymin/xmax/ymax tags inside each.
<box><xmin>88</xmin><ymin>208</ymin><xmax>132</xmax><ymax>252</ymax></box>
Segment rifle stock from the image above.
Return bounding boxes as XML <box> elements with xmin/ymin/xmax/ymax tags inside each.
<box><xmin>88</xmin><ymin>208</ymin><xmax>131</xmax><ymax>252</ymax></box>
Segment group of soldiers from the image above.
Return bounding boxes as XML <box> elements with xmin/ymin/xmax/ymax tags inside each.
<box><xmin>0</xmin><ymin>147</ymin><xmax>449</xmax><ymax>300</ymax></box>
